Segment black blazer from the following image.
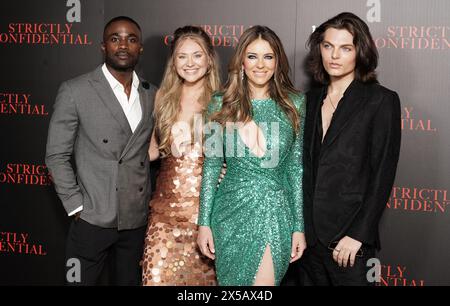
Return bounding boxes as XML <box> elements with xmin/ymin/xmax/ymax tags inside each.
<box><xmin>303</xmin><ymin>80</ymin><xmax>401</xmax><ymax>250</ymax></box>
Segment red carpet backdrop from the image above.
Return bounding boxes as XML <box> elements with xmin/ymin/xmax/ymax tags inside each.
<box><xmin>1</xmin><ymin>0</ymin><xmax>449</xmax><ymax>285</ymax></box>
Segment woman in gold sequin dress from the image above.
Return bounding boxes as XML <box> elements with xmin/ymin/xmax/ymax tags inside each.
<box><xmin>141</xmin><ymin>26</ymin><xmax>221</xmax><ymax>285</ymax></box>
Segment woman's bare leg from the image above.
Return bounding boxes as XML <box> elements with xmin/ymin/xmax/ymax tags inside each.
<box><xmin>253</xmin><ymin>245</ymin><xmax>275</xmax><ymax>286</ymax></box>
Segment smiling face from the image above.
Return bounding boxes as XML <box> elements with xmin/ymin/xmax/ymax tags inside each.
<box><xmin>174</xmin><ymin>38</ymin><xmax>209</xmax><ymax>85</ymax></box>
<box><xmin>102</xmin><ymin>20</ymin><xmax>143</xmax><ymax>72</ymax></box>
<box><xmin>320</xmin><ymin>27</ymin><xmax>356</xmax><ymax>82</ymax></box>
<box><xmin>242</xmin><ymin>38</ymin><xmax>276</xmax><ymax>94</ymax></box>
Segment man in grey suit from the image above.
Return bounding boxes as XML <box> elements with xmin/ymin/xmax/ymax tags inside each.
<box><xmin>45</xmin><ymin>16</ymin><xmax>156</xmax><ymax>285</ymax></box>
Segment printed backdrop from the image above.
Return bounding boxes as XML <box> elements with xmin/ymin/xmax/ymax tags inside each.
<box><xmin>1</xmin><ymin>0</ymin><xmax>449</xmax><ymax>285</ymax></box>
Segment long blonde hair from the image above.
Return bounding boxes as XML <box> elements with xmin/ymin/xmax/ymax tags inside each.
<box><xmin>212</xmin><ymin>25</ymin><xmax>300</xmax><ymax>133</ymax></box>
<box><xmin>154</xmin><ymin>26</ymin><xmax>221</xmax><ymax>156</ymax></box>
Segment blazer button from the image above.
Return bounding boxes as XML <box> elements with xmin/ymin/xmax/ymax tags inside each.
<box><xmin>140</xmin><ymin>162</ymin><xmax>144</xmax><ymax>167</ymax></box>
<box><xmin>119</xmin><ymin>159</ymin><xmax>122</xmax><ymax>164</ymax></box>
<box><xmin>103</xmin><ymin>139</ymin><xmax>108</xmax><ymax>143</ymax></box>
<box><xmin>116</xmin><ymin>187</ymin><xmax>118</xmax><ymax>191</ymax></box>
<box><xmin>139</xmin><ymin>187</ymin><xmax>143</xmax><ymax>192</ymax></box>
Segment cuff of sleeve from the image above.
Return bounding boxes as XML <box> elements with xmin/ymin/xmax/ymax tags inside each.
<box><xmin>68</xmin><ymin>206</ymin><xmax>83</xmax><ymax>216</ymax></box>
<box><xmin>62</xmin><ymin>192</ymin><xmax>84</xmax><ymax>215</ymax></box>
<box><xmin>197</xmin><ymin>220</ymin><xmax>211</xmax><ymax>227</ymax></box>
<box><xmin>292</xmin><ymin>223</ymin><xmax>304</xmax><ymax>233</ymax></box>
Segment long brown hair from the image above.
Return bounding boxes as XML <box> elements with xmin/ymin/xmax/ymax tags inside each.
<box><xmin>154</xmin><ymin>25</ymin><xmax>221</xmax><ymax>156</ymax></box>
<box><xmin>212</xmin><ymin>25</ymin><xmax>300</xmax><ymax>133</ymax></box>
<box><xmin>306</xmin><ymin>12</ymin><xmax>379</xmax><ymax>84</ymax></box>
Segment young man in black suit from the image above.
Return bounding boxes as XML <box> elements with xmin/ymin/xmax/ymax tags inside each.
<box><xmin>301</xmin><ymin>12</ymin><xmax>401</xmax><ymax>286</ymax></box>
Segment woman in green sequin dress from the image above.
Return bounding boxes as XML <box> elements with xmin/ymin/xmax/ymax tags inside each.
<box><xmin>197</xmin><ymin>26</ymin><xmax>306</xmax><ymax>286</ymax></box>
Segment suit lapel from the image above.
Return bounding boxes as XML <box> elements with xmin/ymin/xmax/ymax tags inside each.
<box><xmin>120</xmin><ymin>80</ymin><xmax>150</xmax><ymax>158</ymax></box>
<box><xmin>321</xmin><ymin>80</ymin><xmax>366</xmax><ymax>150</ymax></box>
<box><xmin>89</xmin><ymin>66</ymin><xmax>133</xmax><ymax>137</ymax></box>
<box><xmin>308</xmin><ymin>87</ymin><xmax>326</xmax><ymax>161</ymax></box>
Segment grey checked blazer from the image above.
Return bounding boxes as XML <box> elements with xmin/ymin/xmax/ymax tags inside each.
<box><xmin>45</xmin><ymin>65</ymin><xmax>156</xmax><ymax>230</ymax></box>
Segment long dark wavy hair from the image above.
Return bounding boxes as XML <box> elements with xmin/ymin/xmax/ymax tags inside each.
<box><xmin>306</xmin><ymin>12</ymin><xmax>379</xmax><ymax>84</ymax></box>
<box><xmin>212</xmin><ymin>25</ymin><xmax>300</xmax><ymax>133</ymax></box>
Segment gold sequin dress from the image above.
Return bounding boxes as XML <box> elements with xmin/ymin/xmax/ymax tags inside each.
<box><xmin>142</xmin><ymin>142</ymin><xmax>217</xmax><ymax>285</ymax></box>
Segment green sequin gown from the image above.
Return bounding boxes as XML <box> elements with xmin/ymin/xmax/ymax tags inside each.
<box><xmin>198</xmin><ymin>93</ymin><xmax>305</xmax><ymax>286</ymax></box>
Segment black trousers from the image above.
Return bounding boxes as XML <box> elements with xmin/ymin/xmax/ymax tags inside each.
<box><xmin>65</xmin><ymin>218</ymin><xmax>146</xmax><ymax>286</ymax></box>
<box><xmin>299</xmin><ymin>241</ymin><xmax>376</xmax><ymax>286</ymax></box>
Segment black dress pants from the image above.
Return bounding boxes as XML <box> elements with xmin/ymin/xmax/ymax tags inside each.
<box><xmin>300</xmin><ymin>241</ymin><xmax>376</xmax><ymax>286</ymax></box>
<box><xmin>65</xmin><ymin>218</ymin><xmax>146</xmax><ymax>286</ymax></box>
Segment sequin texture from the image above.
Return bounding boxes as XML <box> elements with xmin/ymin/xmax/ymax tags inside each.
<box><xmin>142</xmin><ymin>142</ymin><xmax>217</xmax><ymax>285</ymax></box>
<box><xmin>198</xmin><ymin>94</ymin><xmax>305</xmax><ymax>286</ymax></box>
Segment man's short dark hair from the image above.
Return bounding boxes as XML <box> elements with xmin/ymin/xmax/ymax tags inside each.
<box><xmin>103</xmin><ymin>16</ymin><xmax>141</xmax><ymax>40</ymax></box>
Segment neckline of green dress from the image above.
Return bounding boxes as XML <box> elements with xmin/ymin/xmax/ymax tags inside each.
<box><xmin>251</xmin><ymin>97</ymin><xmax>273</xmax><ymax>103</ymax></box>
